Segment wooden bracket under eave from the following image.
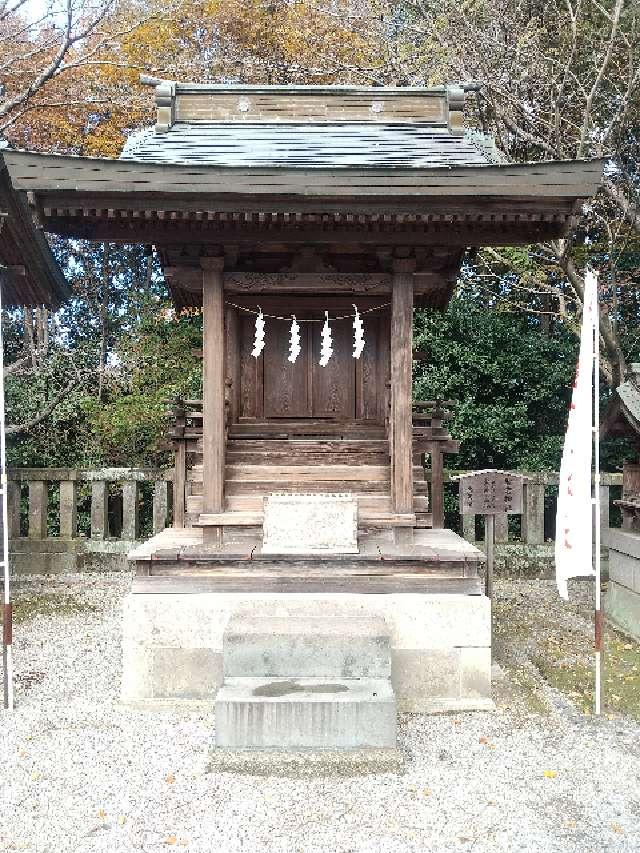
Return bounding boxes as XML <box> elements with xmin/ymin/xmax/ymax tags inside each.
<box><xmin>26</xmin><ymin>191</ymin><xmax>45</xmax><ymax>229</ymax></box>
<box><xmin>164</xmin><ymin>266</ymin><xmax>202</xmax><ymax>292</ymax></box>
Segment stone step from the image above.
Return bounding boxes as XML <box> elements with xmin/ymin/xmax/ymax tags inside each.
<box><xmin>215</xmin><ymin>677</ymin><xmax>396</xmax><ymax>749</ymax></box>
<box><xmin>223</xmin><ymin>615</ymin><xmax>391</xmax><ymax>678</ymax></box>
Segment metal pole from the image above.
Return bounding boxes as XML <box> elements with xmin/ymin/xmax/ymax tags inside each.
<box><xmin>593</xmin><ymin>272</ymin><xmax>602</xmax><ymax>716</ymax></box>
<box><xmin>0</xmin><ymin>283</ymin><xmax>13</xmax><ymax>710</ymax></box>
<box><xmin>484</xmin><ymin>514</ymin><xmax>495</xmax><ymax>600</ymax></box>
<box><xmin>485</xmin><ymin>513</ymin><xmax>495</xmax><ymax>649</ymax></box>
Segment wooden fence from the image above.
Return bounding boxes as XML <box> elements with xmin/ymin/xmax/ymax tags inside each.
<box><xmin>6</xmin><ymin>467</ymin><xmax>171</xmax><ymax>574</ymax></box>
<box><xmin>4</xmin><ymin>466</ymin><xmax>623</xmax><ymax>573</ymax></box>
<box><xmin>448</xmin><ymin>471</ymin><xmax>623</xmax><ymax>545</ymax></box>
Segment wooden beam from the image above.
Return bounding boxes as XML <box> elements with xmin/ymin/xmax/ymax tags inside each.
<box><xmin>45</xmin><ymin>218</ymin><xmax>568</xmax><ymax>250</ymax></box>
<box><xmin>163</xmin><ymin>270</ymin><xmax>452</xmax><ymax>296</ymax></box>
<box><xmin>391</xmin><ymin>260</ymin><xmax>414</xmax><ymax>515</ymax></box>
<box><xmin>201</xmin><ymin>256</ymin><xmax>226</xmax><ymax>543</ymax></box>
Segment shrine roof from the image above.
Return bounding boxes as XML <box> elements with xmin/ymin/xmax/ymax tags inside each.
<box><xmin>120</xmin><ymin>123</ymin><xmax>501</xmax><ymax>169</ymax></box>
<box><xmin>603</xmin><ymin>365</ymin><xmax>640</xmax><ymax>444</ymax></box>
<box><xmin>120</xmin><ymin>80</ymin><xmax>501</xmax><ymax>169</ymax></box>
<box><xmin>0</xmin><ymin>80</ymin><xmax>605</xmax><ymax>311</ymax></box>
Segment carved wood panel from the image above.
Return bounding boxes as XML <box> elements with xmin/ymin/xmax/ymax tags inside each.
<box><xmin>311</xmin><ymin>318</ymin><xmax>355</xmax><ymax>418</ymax></box>
<box><xmin>263</xmin><ymin>319</ymin><xmax>311</xmax><ymax>418</ymax></box>
<box><xmin>237</xmin><ymin>300</ymin><xmax>387</xmax><ymax>422</ymax></box>
<box><xmin>239</xmin><ymin>314</ymin><xmax>260</xmax><ymax>418</ymax></box>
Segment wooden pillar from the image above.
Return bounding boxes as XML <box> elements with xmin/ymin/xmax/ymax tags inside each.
<box><xmin>172</xmin><ymin>399</ymin><xmax>186</xmax><ymax>529</ymax></box>
<box><xmin>225</xmin><ymin>303</ymin><xmax>239</xmax><ymax>425</ymax></box>
<box><xmin>429</xmin><ymin>444</ymin><xmax>444</xmax><ymax>529</ymax></box>
<box><xmin>201</xmin><ymin>257</ymin><xmax>225</xmax><ymax>544</ymax></box>
<box><xmin>390</xmin><ymin>260</ymin><xmax>414</xmax><ymax>515</ymax></box>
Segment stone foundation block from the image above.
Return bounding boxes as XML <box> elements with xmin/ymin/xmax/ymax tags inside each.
<box><xmin>606</xmin><ymin>580</ymin><xmax>640</xmax><ymax>642</ymax></box>
<box><xmin>224</xmin><ymin>615</ymin><xmax>391</xmax><ymax>678</ymax></box>
<box><xmin>215</xmin><ymin>677</ymin><xmax>396</xmax><ymax>749</ymax></box>
<box><xmin>121</xmin><ymin>592</ymin><xmax>492</xmax><ymax>712</ymax></box>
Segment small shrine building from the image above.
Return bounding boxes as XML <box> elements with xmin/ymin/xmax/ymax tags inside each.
<box><xmin>603</xmin><ymin>364</ymin><xmax>640</xmax><ymax>640</ymax></box>
<box><xmin>0</xmin><ymin>80</ymin><xmax>603</xmax><ymax>712</ymax></box>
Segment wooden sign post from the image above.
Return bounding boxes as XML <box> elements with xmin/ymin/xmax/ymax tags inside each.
<box><xmin>458</xmin><ymin>470</ymin><xmax>524</xmax><ymax>606</ymax></box>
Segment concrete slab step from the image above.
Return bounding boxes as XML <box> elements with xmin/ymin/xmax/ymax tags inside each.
<box><xmin>223</xmin><ymin>615</ymin><xmax>391</xmax><ymax>678</ymax></box>
<box><xmin>215</xmin><ymin>677</ymin><xmax>396</xmax><ymax>749</ymax></box>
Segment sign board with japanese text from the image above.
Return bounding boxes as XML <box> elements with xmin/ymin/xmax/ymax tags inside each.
<box><xmin>458</xmin><ymin>471</ymin><xmax>524</xmax><ymax>516</ymax></box>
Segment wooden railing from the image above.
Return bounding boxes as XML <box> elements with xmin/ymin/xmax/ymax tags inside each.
<box><xmin>412</xmin><ymin>399</ymin><xmax>459</xmax><ymax>528</ymax></box>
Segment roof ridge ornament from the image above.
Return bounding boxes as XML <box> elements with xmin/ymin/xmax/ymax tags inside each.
<box><xmin>445</xmin><ymin>84</ymin><xmax>465</xmax><ymax>136</ymax></box>
<box><xmin>140</xmin><ymin>75</ymin><xmax>177</xmax><ymax>134</ymax></box>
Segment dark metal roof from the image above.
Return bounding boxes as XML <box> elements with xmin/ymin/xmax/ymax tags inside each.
<box><xmin>602</xmin><ymin>367</ymin><xmax>640</xmax><ymax>446</ymax></box>
<box><xmin>0</xmin><ymin>154</ymin><xmax>70</xmax><ymax>308</ymax></box>
<box><xmin>120</xmin><ymin>123</ymin><xmax>500</xmax><ymax>169</ymax></box>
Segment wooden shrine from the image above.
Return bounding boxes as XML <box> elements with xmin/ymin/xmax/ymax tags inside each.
<box><xmin>0</xmin><ymin>80</ymin><xmax>603</xmax><ymax>710</ymax></box>
<box><xmin>603</xmin><ymin>364</ymin><xmax>640</xmax><ymax>640</ymax></box>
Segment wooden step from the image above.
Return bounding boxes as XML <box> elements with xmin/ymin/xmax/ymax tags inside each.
<box><xmin>225</xmin><ymin>439</ymin><xmax>389</xmax><ymax>452</ymax></box>
<box><xmin>225</xmin><ymin>453</ymin><xmax>390</xmax><ymax>466</ymax></box>
<box><xmin>195</xmin><ymin>512</ymin><xmax>263</xmax><ymax>527</ymax></box>
<box><xmin>187</xmin><ymin>494</ymin><xmax>428</xmax><ymax>515</ymax></box>
<box><xmin>187</xmin><ymin>464</ymin><xmax>425</xmax><ymax>481</ymax></box>
<box><xmin>189</xmin><ymin>480</ymin><xmax>429</xmax><ymax>497</ymax></box>
<box><xmin>229</xmin><ymin>422</ymin><xmax>386</xmax><ymax>438</ymax></box>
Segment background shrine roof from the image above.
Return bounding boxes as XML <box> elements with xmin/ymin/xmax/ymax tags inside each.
<box><xmin>603</xmin><ymin>365</ymin><xmax>640</xmax><ymax>444</ymax></box>
<box><xmin>120</xmin><ymin>80</ymin><xmax>502</xmax><ymax>169</ymax></box>
<box><xmin>0</xmin><ymin>153</ymin><xmax>70</xmax><ymax>308</ymax></box>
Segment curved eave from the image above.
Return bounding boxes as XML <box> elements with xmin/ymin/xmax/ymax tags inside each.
<box><xmin>2</xmin><ymin>149</ymin><xmax>604</xmax><ymax>198</ymax></box>
<box><xmin>0</xmin><ymin>155</ymin><xmax>70</xmax><ymax>309</ymax></box>
<box><xmin>0</xmin><ymin>149</ymin><xmax>603</xmax><ymax>312</ymax></box>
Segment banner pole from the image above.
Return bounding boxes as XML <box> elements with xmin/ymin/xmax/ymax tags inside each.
<box><xmin>593</xmin><ymin>272</ymin><xmax>602</xmax><ymax>716</ymax></box>
<box><xmin>0</xmin><ymin>281</ymin><xmax>13</xmax><ymax>711</ymax></box>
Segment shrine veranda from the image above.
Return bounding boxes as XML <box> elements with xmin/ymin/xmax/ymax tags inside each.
<box><xmin>0</xmin><ymin>81</ymin><xmax>603</xmax><ymax>712</ymax></box>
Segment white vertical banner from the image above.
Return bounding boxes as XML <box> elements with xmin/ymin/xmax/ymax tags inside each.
<box><xmin>0</xmin><ymin>281</ymin><xmax>13</xmax><ymax>710</ymax></box>
<box><xmin>555</xmin><ymin>269</ymin><xmax>598</xmax><ymax>600</ymax></box>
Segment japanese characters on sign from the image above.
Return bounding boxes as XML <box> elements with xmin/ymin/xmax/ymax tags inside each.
<box><xmin>459</xmin><ymin>471</ymin><xmax>524</xmax><ymax>516</ymax></box>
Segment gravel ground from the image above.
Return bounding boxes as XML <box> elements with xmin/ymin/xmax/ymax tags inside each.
<box><xmin>2</xmin><ymin>572</ymin><xmax>640</xmax><ymax>853</ymax></box>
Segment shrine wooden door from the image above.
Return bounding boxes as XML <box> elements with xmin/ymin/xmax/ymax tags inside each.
<box><xmin>310</xmin><ymin>319</ymin><xmax>355</xmax><ymax>418</ymax></box>
<box><xmin>262</xmin><ymin>319</ymin><xmax>355</xmax><ymax>418</ymax></box>
<box><xmin>237</xmin><ymin>306</ymin><xmax>388</xmax><ymax>423</ymax></box>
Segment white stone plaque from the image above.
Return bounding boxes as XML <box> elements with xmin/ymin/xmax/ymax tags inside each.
<box><xmin>261</xmin><ymin>493</ymin><xmax>358</xmax><ymax>555</ymax></box>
